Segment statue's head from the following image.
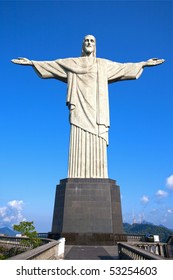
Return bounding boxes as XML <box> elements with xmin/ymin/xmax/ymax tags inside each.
<box><xmin>81</xmin><ymin>35</ymin><xmax>96</xmax><ymax>57</ymax></box>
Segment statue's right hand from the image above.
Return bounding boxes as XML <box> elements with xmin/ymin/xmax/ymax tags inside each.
<box><xmin>11</xmin><ymin>57</ymin><xmax>32</xmax><ymax>65</ymax></box>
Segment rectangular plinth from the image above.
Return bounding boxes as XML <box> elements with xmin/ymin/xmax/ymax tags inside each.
<box><xmin>51</xmin><ymin>178</ymin><xmax>123</xmax><ymax>238</ymax></box>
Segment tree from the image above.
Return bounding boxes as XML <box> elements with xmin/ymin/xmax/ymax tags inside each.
<box><xmin>13</xmin><ymin>221</ymin><xmax>41</xmax><ymax>248</ymax></box>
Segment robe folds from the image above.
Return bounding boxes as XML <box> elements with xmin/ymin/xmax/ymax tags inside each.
<box><xmin>32</xmin><ymin>57</ymin><xmax>143</xmax><ymax>178</ymax></box>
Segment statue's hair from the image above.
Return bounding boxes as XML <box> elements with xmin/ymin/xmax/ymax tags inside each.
<box><xmin>81</xmin><ymin>34</ymin><xmax>96</xmax><ymax>57</ymax></box>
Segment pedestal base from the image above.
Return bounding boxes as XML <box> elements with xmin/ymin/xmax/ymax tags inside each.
<box><xmin>50</xmin><ymin>178</ymin><xmax>125</xmax><ymax>245</ymax></box>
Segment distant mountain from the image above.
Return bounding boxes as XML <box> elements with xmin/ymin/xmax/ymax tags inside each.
<box><xmin>0</xmin><ymin>227</ymin><xmax>18</xmax><ymax>236</ymax></box>
<box><xmin>123</xmin><ymin>222</ymin><xmax>173</xmax><ymax>242</ymax></box>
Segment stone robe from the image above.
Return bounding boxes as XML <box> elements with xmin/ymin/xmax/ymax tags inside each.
<box><xmin>32</xmin><ymin>57</ymin><xmax>143</xmax><ymax>178</ymax></box>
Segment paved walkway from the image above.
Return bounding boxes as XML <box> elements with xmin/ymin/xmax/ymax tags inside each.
<box><xmin>64</xmin><ymin>245</ymin><xmax>119</xmax><ymax>260</ymax></box>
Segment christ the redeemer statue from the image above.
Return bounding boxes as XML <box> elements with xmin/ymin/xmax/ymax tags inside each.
<box><xmin>12</xmin><ymin>35</ymin><xmax>164</xmax><ymax>179</ymax></box>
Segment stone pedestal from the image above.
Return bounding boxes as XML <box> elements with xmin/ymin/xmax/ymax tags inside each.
<box><xmin>50</xmin><ymin>178</ymin><xmax>124</xmax><ymax>245</ymax></box>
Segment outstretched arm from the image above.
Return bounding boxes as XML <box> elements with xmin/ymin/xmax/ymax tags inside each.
<box><xmin>11</xmin><ymin>57</ymin><xmax>33</xmax><ymax>65</ymax></box>
<box><xmin>107</xmin><ymin>57</ymin><xmax>165</xmax><ymax>83</ymax></box>
<box><xmin>141</xmin><ymin>58</ymin><xmax>165</xmax><ymax>67</ymax></box>
<box><xmin>11</xmin><ymin>57</ymin><xmax>68</xmax><ymax>82</ymax></box>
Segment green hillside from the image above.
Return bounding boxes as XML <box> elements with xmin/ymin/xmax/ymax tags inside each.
<box><xmin>123</xmin><ymin>223</ymin><xmax>173</xmax><ymax>242</ymax></box>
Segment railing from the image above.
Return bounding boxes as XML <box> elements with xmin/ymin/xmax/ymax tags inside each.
<box><xmin>38</xmin><ymin>233</ymin><xmax>49</xmax><ymax>238</ymax></box>
<box><xmin>118</xmin><ymin>242</ymin><xmax>166</xmax><ymax>260</ymax></box>
<box><xmin>136</xmin><ymin>242</ymin><xmax>167</xmax><ymax>257</ymax></box>
<box><xmin>8</xmin><ymin>238</ymin><xmax>65</xmax><ymax>260</ymax></box>
<box><xmin>126</xmin><ymin>234</ymin><xmax>145</xmax><ymax>242</ymax></box>
<box><xmin>0</xmin><ymin>236</ymin><xmax>65</xmax><ymax>260</ymax></box>
<box><xmin>0</xmin><ymin>236</ymin><xmax>48</xmax><ymax>249</ymax></box>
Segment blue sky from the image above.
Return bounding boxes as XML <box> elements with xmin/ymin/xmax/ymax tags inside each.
<box><xmin>0</xmin><ymin>1</ymin><xmax>173</xmax><ymax>232</ymax></box>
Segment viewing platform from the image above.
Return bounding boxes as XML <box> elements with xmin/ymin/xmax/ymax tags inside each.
<box><xmin>0</xmin><ymin>234</ymin><xmax>172</xmax><ymax>260</ymax></box>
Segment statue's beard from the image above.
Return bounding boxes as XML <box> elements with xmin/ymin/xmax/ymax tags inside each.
<box><xmin>84</xmin><ymin>46</ymin><xmax>94</xmax><ymax>54</ymax></box>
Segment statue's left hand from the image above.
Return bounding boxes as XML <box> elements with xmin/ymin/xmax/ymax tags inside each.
<box><xmin>145</xmin><ymin>58</ymin><xmax>165</xmax><ymax>67</ymax></box>
<box><xmin>11</xmin><ymin>57</ymin><xmax>32</xmax><ymax>65</ymax></box>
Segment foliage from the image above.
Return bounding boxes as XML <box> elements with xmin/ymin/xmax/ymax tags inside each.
<box><xmin>13</xmin><ymin>221</ymin><xmax>41</xmax><ymax>248</ymax></box>
<box><xmin>0</xmin><ymin>245</ymin><xmax>26</xmax><ymax>260</ymax></box>
<box><xmin>123</xmin><ymin>222</ymin><xmax>173</xmax><ymax>242</ymax></box>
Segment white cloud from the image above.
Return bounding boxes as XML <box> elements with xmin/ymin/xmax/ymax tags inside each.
<box><xmin>0</xmin><ymin>200</ymin><xmax>25</xmax><ymax>228</ymax></box>
<box><xmin>167</xmin><ymin>209</ymin><xmax>172</xmax><ymax>214</ymax></box>
<box><xmin>166</xmin><ymin>174</ymin><xmax>173</xmax><ymax>190</ymax></box>
<box><xmin>156</xmin><ymin>189</ymin><xmax>168</xmax><ymax>198</ymax></box>
<box><xmin>7</xmin><ymin>200</ymin><xmax>24</xmax><ymax>211</ymax></box>
<box><xmin>0</xmin><ymin>207</ymin><xmax>7</xmax><ymax>218</ymax></box>
<box><xmin>141</xmin><ymin>195</ymin><xmax>149</xmax><ymax>204</ymax></box>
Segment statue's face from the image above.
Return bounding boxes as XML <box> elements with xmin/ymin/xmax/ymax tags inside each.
<box><xmin>83</xmin><ymin>35</ymin><xmax>96</xmax><ymax>56</ymax></box>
